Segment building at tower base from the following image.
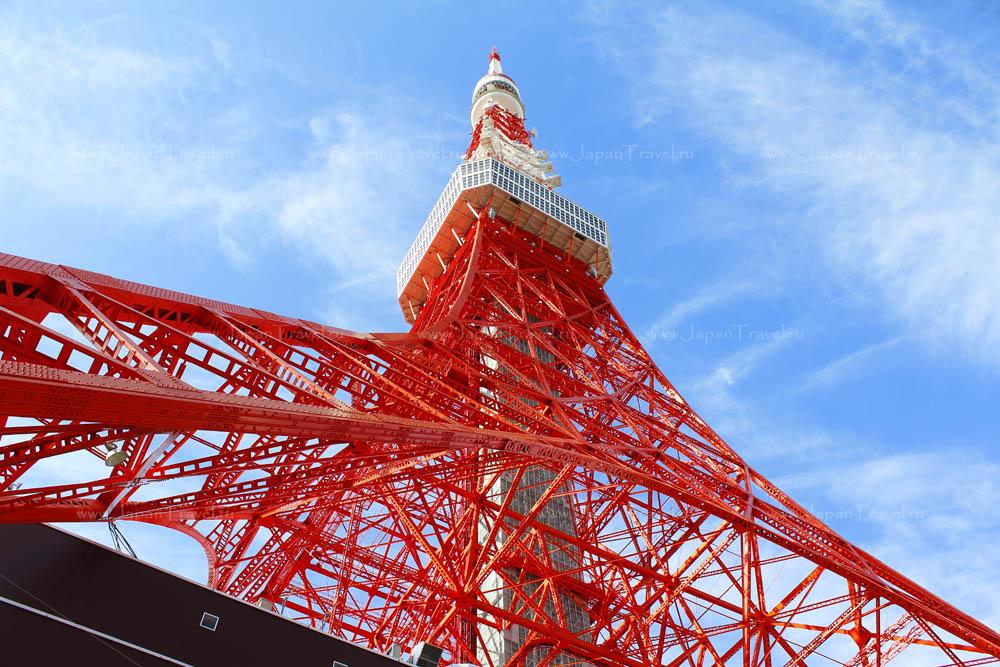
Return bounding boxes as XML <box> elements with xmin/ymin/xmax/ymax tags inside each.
<box><xmin>0</xmin><ymin>523</ymin><xmax>400</xmax><ymax>667</ymax></box>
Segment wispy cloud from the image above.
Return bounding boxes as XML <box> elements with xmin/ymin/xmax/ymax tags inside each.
<box><xmin>0</xmin><ymin>16</ymin><xmax>456</xmax><ymax>305</ymax></box>
<box><xmin>214</xmin><ymin>105</ymin><xmax>453</xmax><ymax>289</ymax></box>
<box><xmin>779</xmin><ymin>449</ymin><xmax>1000</xmax><ymax>628</ymax></box>
<box><xmin>0</xmin><ymin>22</ymin><xmax>215</xmax><ymax>215</ymax></box>
<box><xmin>588</xmin><ymin>1</ymin><xmax>1000</xmax><ymax>632</ymax></box>
<box><xmin>798</xmin><ymin>335</ymin><xmax>903</xmax><ymax>392</ymax></box>
<box><xmin>684</xmin><ymin>333</ymin><xmax>842</xmax><ymax>461</ymax></box>
<box><xmin>643</xmin><ymin>280</ymin><xmax>758</xmax><ymax>343</ymax></box>
<box><xmin>594</xmin><ymin>0</ymin><xmax>1000</xmax><ymax>366</ymax></box>
<box><xmin>695</xmin><ymin>334</ymin><xmax>789</xmax><ymax>395</ymax></box>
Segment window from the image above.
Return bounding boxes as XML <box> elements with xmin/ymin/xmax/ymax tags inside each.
<box><xmin>199</xmin><ymin>612</ymin><xmax>220</xmax><ymax>631</ymax></box>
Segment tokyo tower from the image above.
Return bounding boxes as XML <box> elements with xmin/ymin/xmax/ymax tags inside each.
<box><xmin>1</xmin><ymin>49</ymin><xmax>998</xmax><ymax>666</ymax></box>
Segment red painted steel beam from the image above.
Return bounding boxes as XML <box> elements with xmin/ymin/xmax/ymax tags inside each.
<box><xmin>2</xmin><ymin>227</ymin><xmax>999</xmax><ymax>667</ymax></box>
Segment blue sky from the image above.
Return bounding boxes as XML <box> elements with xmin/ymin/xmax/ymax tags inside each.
<box><xmin>3</xmin><ymin>0</ymin><xmax>999</xmax><ymax>629</ymax></box>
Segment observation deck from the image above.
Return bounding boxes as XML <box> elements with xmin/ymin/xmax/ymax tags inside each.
<box><xmin>396</xmin><ymin>158</ymin><xmax>612</xmax><ymax>323</ymax></box>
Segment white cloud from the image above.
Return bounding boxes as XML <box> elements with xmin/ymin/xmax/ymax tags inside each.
<box><xmin>0</xmin><ymin>22</ymin><xmax>214</xmax><ymax>216</ymax></box>
<box><xmin>216</xmin><ymin>107</ymin><xmax>452</xmax><ymax>288</ymax></box>
<box><xmin>643</xmin><ymin>280</ymin><xmax>758</xmax><ymax>343</ymax></box>
<box><xmin>797</xmin><ymin>335</ymin><xmax>902</xmax><ymax>391</ymax></box>
<box><xmin>0</xmin><ymin>17</ymin><xmax>455</xmax><ymax>300</ymax></box>
<box><xmin>684</xmin><ymin>334</ymin><xmax>844</xmax><ymax>461</ymax></box>
<box><xmin>598</xmin><ymin>1</ymin><xmax>1000</xmax><ymax>366</ymax></box>
<box><xmin>696</xmin><ymin>335</ymin><xmax>788</xmax><ymax>394</ymax></box>
<box><xmin>780</xmin><ymin>449</ymin><xmax>1000</xmax><ymax>630</ymax></box>
<box><xmin>590</xmin><ymin>3</ymin><xmax>1000</xmax><ymax>641</ymax></box>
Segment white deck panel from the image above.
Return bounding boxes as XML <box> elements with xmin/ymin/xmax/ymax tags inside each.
<box><xmin>396</xmin><ymin>158</ymin><xmax>612</xmax><ymax>323</ymax></box>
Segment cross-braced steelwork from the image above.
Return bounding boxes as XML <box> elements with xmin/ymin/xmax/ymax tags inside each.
<box><xmin>1</xmin><ymin>49</ymin><xmax>998</xmax><ymax>667</ymax></box>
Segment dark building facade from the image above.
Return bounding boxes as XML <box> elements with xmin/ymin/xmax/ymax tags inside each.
<box><xmin>0</xmin><ymin>523</ymin><xmax>400</xmax><ymax>667</ymax></box>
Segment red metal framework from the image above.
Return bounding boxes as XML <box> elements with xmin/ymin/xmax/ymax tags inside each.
<box><xmin>466</xmin><ymin>105</ymin><xmax>534</xmax><ymax>160</ymax></box>
<box><xmin>1</xmin><ymin>214</ymin><xmax>999</xmax><ymax>667</ymax></box>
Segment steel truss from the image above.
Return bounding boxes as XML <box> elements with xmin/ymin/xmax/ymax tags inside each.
<box><xmin>1</xmin><ymin>215</ymin><xmax>998</xmax><ymax>666</ymax></box>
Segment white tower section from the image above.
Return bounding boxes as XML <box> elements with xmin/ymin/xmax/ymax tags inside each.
<box><xmin>395</xmin><ymin>50</ymin><xmax>612</xmax><ymax>324</ymax></box>
<box><xmin>470</xmin><ymin>48</ymin><xmax>525</xmax><ymax>126</ymax></box>
<box><xmin>466</xmin><ymin>49</ymin><xmax>561</xmax><ymax>188</ymax></box>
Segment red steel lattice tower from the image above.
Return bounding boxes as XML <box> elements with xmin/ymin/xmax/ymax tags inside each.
<box><xmin>1</xmin><ymin>49</ymin><xmax>999</xmax><ymax>666</ymax></box>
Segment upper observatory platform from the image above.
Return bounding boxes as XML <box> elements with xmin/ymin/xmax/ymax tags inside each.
<box><xmin>470</xmin><ymin>47</ymin><xmax>525</xmax><ymax>128</ymax></box>
<box><xmin>396</xmin><ymin>49</ymin><xmax>612</xmax><ymax>323</ymax></box>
